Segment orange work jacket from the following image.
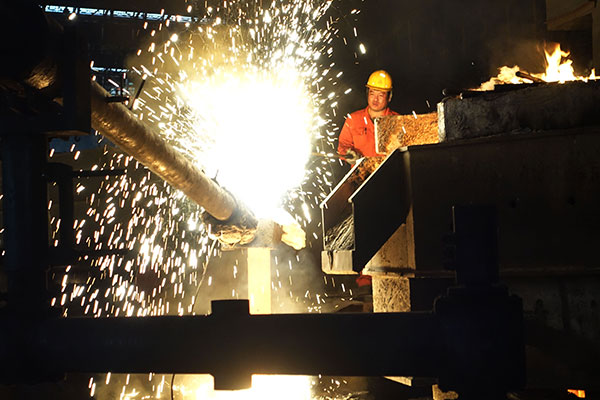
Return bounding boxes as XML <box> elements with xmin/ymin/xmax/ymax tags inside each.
<box><xmin>338</xmin><ymin>107</ymin><xmax>398</xmax><ymax>157</ymax></box>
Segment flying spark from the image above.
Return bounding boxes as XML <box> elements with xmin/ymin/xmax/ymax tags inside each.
<box><xmin>49</xmin><ymin>0</ymin><xmax>365</xmax><ymax>398</ymax></box>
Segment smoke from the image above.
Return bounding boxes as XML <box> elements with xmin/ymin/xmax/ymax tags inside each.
<box><xmin>270</xmin><ymin>244</ymin><xmax>326</xmax><ymax>313</ymax></box>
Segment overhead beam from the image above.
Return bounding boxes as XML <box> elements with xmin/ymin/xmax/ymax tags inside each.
<box><xmin>39</xmin><ymin>0</ymin><xmax>198</xmax><ymax>16</ymax></box>
<box><xmin>546</xmin><ymin>0</ymin><xmax>594</xmax><ymax>30</ymax></box>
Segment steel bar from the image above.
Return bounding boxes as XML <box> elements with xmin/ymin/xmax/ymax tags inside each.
<box><xmin>515</xmin><ymin>70</ymin><xmax>545</xmax><ymax>83</ymax></box>
<box><xmin>0</xmin><ymin>3</ymin><xmax>239</xmax><ymax>222</ymax></box>
<box><xmin>89</xmin><ymin>81</ymin><xmax>237</xmax><ymax>220</ymax></box>
<box><xmin>2</xmin><ymin>304</ymin><xmax>442</xmax><ymax>389</ymax></box>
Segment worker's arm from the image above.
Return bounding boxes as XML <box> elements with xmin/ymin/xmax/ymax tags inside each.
<box><xmin>338</xmin><ymin>118</ymin><xmax>355</xmax><ymax>157</ymax></box>
<box><xmin>338</xmin><ymin>117</ymin><xmax>362</xmax><ymax>164</ymax></box>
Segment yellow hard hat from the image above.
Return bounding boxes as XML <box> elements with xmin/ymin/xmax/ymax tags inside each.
<box><xmin>366</xmin><ymin>70</ymin><xmax>392</xmax><ymax>91</ymax></box>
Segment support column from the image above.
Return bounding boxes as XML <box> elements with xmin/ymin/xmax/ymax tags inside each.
<box><xmin>593</xmin><ymin>4</ymin><xmax>600</xmax><ymax>70</ymax></box>
<box><xmin>247</xmin><ymin>247</ymin><xmax>272</xmax><ymax>314</ymax></box>
<box><xmin>202</xmin><ymin>218</ymin><xmax>280</xmax><ymax>315</ymax></box>
<box><xmin>1</xmin><ymin>133</ymin><xmax>49</xmax><ymax>311</ymax></box>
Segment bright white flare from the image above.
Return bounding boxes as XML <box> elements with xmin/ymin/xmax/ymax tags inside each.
<box><xmin>178</xmin><ymin>375</ymin><xmax>312</xmax><ymax>400</ymax></box>
<box><xmin>179</xmin><ymin>68</ymin><xmax>313</xmax><ymax>218</ymax></box>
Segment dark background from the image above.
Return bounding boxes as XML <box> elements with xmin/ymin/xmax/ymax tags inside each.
<box><xmin>328</xmin><ymin>0</ymin><xmax>593</xmax><ymax>116</ymax></box>
<box><xmin>39</xmin><ymin>0</ymin><xmax>596</xmax><ymax>256</ymax></box>
<box><xmin>43</xmin><ymin>0</ymin><xmax>595</xmax><ymax>116</ymax></box>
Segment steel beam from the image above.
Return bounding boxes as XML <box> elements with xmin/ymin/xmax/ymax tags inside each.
<box><xmin>4</xmin><ymin>302</ymin><xmax>442</xmax><ymax>389</ymax></box>
<box><xmin>40</xmin><ymin>0</ymin><xmax>196</xmax><ymax>16</ymax></box>
<box><xmin>1</xmin><ymin>134</ymin><xmax>49</xmax><ymax>311</ymax></box>
<box><xmin>0</xmin><ymin>290</ymin><xmax>524</xmax><ymax>398</ymax></box>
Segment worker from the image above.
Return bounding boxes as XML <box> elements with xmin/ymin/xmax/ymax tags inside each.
<box><xmin>338</xmin><ymin>70</ymin><xmax>398</xmax><ymax>163</ymax></box>
<box><xmin>337</xmin><ymin>70</ymin><xmax>398</xmax><ymax>288</ymax></box>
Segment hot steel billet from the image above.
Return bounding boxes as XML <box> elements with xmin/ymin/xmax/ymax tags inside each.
<box><xmin>0</xmin><ymin>3</ymin><xmax>253</xmax><ymax>224</ymax></box>
<box><xmin>89</xmin><ymin>82</ymin><xmax>239</xmax><ymax>221</ymax></box>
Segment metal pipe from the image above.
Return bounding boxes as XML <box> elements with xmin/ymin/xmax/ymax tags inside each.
<box><xmin>89</xmin><ymin>82</ymin><xmax>237</xmax><ymax>221</ymax></box>
<box><xmin>0</xmin><ymin>3</ymin><xmax>241</xmax><ymax>222</ymax></box>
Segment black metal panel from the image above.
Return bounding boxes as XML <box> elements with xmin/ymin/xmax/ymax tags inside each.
<box><xmin>408</xmin><ymin>127</ymin><xmax>600</xmax><ymax>271</ymax></box>
<box><xmin>12</xmin><ymin>306</ymin><xmax>442</xmax><ymax>386</ymax></box>
<box><xmin>321</xmin><ymin>162</ymin><xmax>363</xmax><ymax>246</ymax></box>
<box><xmin>351</xmin><ymin>150</ymin><xmax>410</xmax><ymax>270</ymax></box>
<box><xmin>452</xmin><ymin>205</ymin><xmax>499</xmax><ymax>287</ymax></box>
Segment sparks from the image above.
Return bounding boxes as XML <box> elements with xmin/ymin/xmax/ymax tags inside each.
<box><xmin>50</xmin><ymin>0</ymin><xmax>361</xmax><ymax>398</ymax></box>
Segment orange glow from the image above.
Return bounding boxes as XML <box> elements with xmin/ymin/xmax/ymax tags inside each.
<box><xmin>568</xmin><ymin>389</ymin><xmax>586</xmax><ymax>398</ymax></box>
<box><xmin>173</xmin><ymin>374</ymin><xmax>312</xmax><ymax>400</ymax></box>
<box><xmin>479</xmin><ymin>43</ymin><xmax>597</xmax><ymax>90</ymax></box>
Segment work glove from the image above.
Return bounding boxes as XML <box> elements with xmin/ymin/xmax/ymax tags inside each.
<box><xmin>343</xmin><ymin>149</ymin><xmax>361</xmax><ymax>164</ymax></box>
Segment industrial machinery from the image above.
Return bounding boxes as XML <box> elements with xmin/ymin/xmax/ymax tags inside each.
<box><xmin>0</xmin><ymin>3</ymin><xmax>531</xmax><ymax>399</ymax></box>
<box><xmin>7</xmin><ymin>1</ymin><xmax>600</xmax><ymax>399</ymax></box>
<box><xmin>0</xmin><ymin>205</ymin><xmax>525</xmax><ymax>399</ymax></box>
<box><xmin>321</xmin><ymin>79</ymin><xmax>600</xmax><ymax>394</ymax></box>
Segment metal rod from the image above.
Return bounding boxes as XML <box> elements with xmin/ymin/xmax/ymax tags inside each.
<box><xmin>515</xmin><ymin>70</ymin><xmax>546</xmax><ymax>83</ymax></box>
<box><xmin>1</xmin><ymin>3</ymin><xmax>240</xmax><ymax>222</ymax></box>
<box><xmin>128</xmin><ymin>78</ymin><xmax>146</xmax><ymax>110</ymax></box>
<box><xmin>89</xmin><ymin>81</ymin><xmax>237</xmax><ymax>221</ymax></box>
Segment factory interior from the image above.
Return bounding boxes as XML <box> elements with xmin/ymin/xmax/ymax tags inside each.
<box><xmin>1</xmin><ymin>0</ymin><xmax>600</xmax><ymax>399</ymax></box>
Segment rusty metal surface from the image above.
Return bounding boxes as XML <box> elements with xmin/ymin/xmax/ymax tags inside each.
<box><xmin>372</xmin><ymin>276</ymin><xmax>411</xmax><ymax>312</ymax></box>
<box><xmin>375</xmin><ymin>113</ymin><xmax>439</xmax><ymax>154</ymax></box>
<box><xmin>438</xmin><ymin>80</ymin><xmax>600</xmax><ymax>142</ymax></box>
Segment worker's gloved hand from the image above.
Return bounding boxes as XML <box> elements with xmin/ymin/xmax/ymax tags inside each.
<box><xmin>343</xmin><ymin>149</ymin><xmax>361</xmax><ymax>164</ymax></box>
